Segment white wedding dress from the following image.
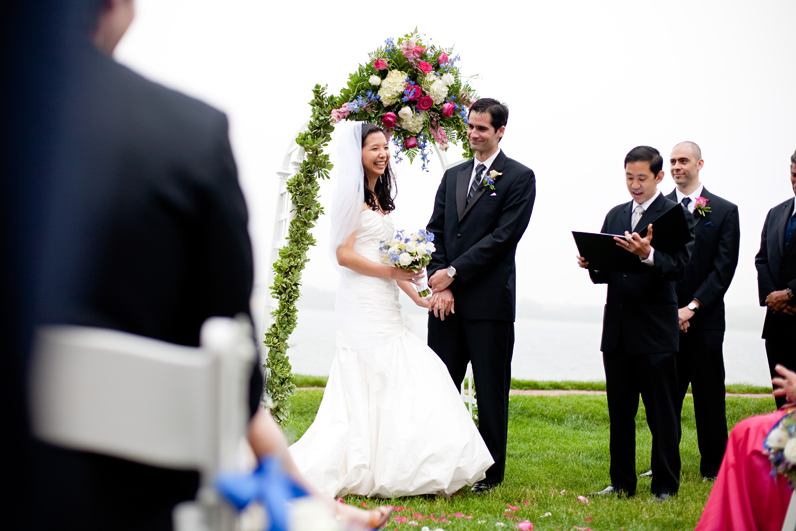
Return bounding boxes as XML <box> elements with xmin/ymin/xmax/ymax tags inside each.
<box><xmin>289</xmin><ymin>209</ymin><xmax>493</xmax><ymax>498</ymax></box>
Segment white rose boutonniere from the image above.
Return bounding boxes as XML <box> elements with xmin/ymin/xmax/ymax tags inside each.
<box><xmin>482</xmin><ymin>170</ymin><xmax>502</xmax><ymax>191</ymax></box>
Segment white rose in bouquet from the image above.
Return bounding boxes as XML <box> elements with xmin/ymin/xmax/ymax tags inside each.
<box><xmin>398</xmin><ymin>106</ymin><xmax>413</xmax><ymax>121</ymax></box>
<box><xmin>767</xmin><ymin>425</ymin><xmax>790</xmax><ymax>450</ymax></box>
<box><xmin>399</xmin><ymin>252</ymin><xmax>414</xmax><ymax>267</ymax></box>
<box><xmin>784</xmin><ymin>438</ymin><xmax>796</xmax><ymax>465</ymax></box>
<box><xmin>406</xmin><ymin>241</ymin><xmax>417</xmax><ymax>253</ymax></box>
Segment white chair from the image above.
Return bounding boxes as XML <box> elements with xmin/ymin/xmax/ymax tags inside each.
<box><xmin>782</xmin><ymin>491</ymin><xmax>796</xmax><ymax>531</ymax></box>
<box><xmin>29</xmin><ymin>316</ymin><xmax>256</xmax><ymax>531</ymax></box>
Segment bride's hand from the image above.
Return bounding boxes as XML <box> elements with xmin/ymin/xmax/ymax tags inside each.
<box><xmin>390</xmin><ymin>267</ymin><xmax>423</xmax><ymax>284</ymax></box>
<box><xmin>415</xmin><ymin>296</ymin><xmax>431</xmax><ymax>309</ymax></box>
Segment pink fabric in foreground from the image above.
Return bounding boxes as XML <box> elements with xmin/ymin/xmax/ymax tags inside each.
<box><xmin>696</xmin><ymin>409</ymin><xmax>794</xmax><ymax>531</ymax></box>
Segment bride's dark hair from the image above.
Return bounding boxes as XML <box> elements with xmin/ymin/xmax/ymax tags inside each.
<box><xmin>361</xmin><ymin>124</ymin><xmax>396</xmax><ymax>213</ymax></box>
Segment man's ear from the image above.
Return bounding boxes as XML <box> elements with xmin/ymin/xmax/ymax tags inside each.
<box><xmin>655</xmin><ymin>171</ymin><xmax>665</xmax><ymax>184</ymax></box>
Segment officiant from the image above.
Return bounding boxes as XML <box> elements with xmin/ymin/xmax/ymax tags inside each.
<box><xmin>577</xmin><ymin>146</ymin><xmax>694</xmax><ymax>501</ymax></box>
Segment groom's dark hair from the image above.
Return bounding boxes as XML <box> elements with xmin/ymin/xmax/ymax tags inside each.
<box><xmin>469</xmin><ymin>98</ymin><xmax>509</xmax><ymax>132</ymax></box>
<box><xmin>624</xmin><ymin>146</ymin><xmax>663</xmax><ymax>175</ymax></box>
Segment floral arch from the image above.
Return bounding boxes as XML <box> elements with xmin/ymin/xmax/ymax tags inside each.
<box><xmin>262</xmin><ymin>31</ymin><xmax>476</xmax><ymax>423</ymax></box>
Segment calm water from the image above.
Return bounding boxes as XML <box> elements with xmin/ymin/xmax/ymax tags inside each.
<box><xmin>268</xmin><ymin>307</ymin><xmax>773</xmax><ymax>388</ymax></box>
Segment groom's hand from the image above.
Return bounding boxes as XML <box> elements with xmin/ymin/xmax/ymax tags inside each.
<box><xmin>431</xmin><ymin>289</ymin><xmax>455</xmax><ymax>320</ymax></box>
<box><xmin>429</xmin><ymin>269</ymin><xmax>453</xmax><ymax>291</ymax></box>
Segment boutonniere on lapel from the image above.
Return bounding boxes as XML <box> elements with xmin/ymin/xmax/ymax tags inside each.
<box><xmin>482</xmin><ymin>170</ymin><xmax>502</xmax><ymax>191</ymax></box>
<box><xmin>694</xmin><ymin>196</ymin><xmax>711</xmax><ymax>216</ymax></box>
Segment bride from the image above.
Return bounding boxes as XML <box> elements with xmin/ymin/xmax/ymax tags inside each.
<box><xmin>289</xmin><ymin>121</ymin><xmax>493</xmax><ymax>498</ymax></box>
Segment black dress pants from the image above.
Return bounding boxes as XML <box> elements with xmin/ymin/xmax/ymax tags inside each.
<box><xmin>428</xmin><ymin>312</ymin><xmax>514</xmax><ymax>484</ymax></box>
<box><xmin>676</xmin><ymin>328</ymin><xmax>727</xmax><ymax>478</ymax></box>
<box><xmin>603</xmin><ymin>346</ymin><xmax>681</xmax><ymax>496</ymax></box>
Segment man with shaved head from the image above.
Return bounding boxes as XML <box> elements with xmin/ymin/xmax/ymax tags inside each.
<box><xmin>641</xmin><ymin>141</ymin><xmax>739</xmax><ymax>481</ymax></box>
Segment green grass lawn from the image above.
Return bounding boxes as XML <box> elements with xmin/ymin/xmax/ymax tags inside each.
<box><xmin>292</xmin><ymin>374</ymin><xmax>774</xmax><ymax>396</ymax></box>
<box><xmin>282</xmin><ymin>389</ymin><xmax>776</xmax><ymax>531</ymax></box>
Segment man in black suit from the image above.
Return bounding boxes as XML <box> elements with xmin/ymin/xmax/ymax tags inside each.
<box><xmin>755</xmin><ymin>149</ymin><xmax>796</xmax><ymax>408</ymax></box>
<box><xmin>426</xmin><ymin>98</ymin><xmax>536</xmax><ymax>493</ymax></box>
<box><xmin>652</xmin><ymin>141</ymin><xmax>739</xmax><ymax>481</ymax></box>
<box><xmin>578</xmin><ymin>146</ymin><xmax>693</xmax><ymax>501</ymax></box>
<box><xmin>31</xmin><ymin>1</ymin><xmax>259</xmax><ymax>529</ymax></box>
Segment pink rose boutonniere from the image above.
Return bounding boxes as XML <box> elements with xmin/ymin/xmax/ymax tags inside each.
<box><xmin>482</xmin><ymin>170</ymin><xmax>502</xmax><ymax>191</ymax></box>
<box><xmin>694</xmin><ymin>196</ymin><xmax>712</xmax><ymax>216</ymax></box>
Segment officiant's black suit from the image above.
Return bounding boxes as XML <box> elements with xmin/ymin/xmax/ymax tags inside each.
<box><xmin>664</xmin><ymin>188</ymin><xmax>740</xmax><ymax>478</ymax></box>
<box><xmin>589</xmin><ymin>193</ymin><xmax>693</xmax><ymax>496</ymax></box>
<box><xmin>426</xmin><ymin>150</ymin><xmax>536</xmax><ymax>485</ymax></box>
<box><xmin>755</xmin><ymin>197</ymin><xmax>796</xmax><ymax>408</ymax></box>
<box><xmin>31</xmin><ymin>44</ymin><xmax>259</xmax><ymax>531</ymax></box>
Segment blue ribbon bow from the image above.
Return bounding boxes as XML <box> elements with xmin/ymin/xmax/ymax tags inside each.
<box><xmin>215</xmin><ymin>457</ymin><xmax>308</xmax><ymax>531</ymax></box>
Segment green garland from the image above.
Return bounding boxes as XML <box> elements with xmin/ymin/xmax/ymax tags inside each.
<box><xmin>263</xmin><ymin>85</ymin><xmax>335</xmax><ymax>424</ymax></box>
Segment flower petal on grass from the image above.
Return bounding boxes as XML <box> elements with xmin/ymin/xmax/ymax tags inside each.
<box><xmin>517</xmin><ymin>521</ymin><xmax>534</xmax><ymax>531</ymax></box>
<box><xmin>577</xmin><ymin>496</ymin><xmax>589</xmax><ymax>504</ymax></box>
<box><xmin>361</xmin><ymin>501</ymin><xmax>368</xmax><ymax>508</ymax></box>
<box><xmin>585</xmin><ymin>517</ymin><xmax>593</xmax><ymax>522</ymax></box>
<box><xmin>540</xmin><ymin>513</ymin><xmax>552</xmax><ymax>518</ymax></box>
<box><xmin>395</xmin><ymin>517</ymin><xmax>409</xmax><ymax>524</ymax></box>
<box><xmin>336</xmin><ymin>497</ymin><xmax>345</xmax><ymax>503</ymax></box>
<box><xmin>523</xmin><ymin>500</ymin><xmax>529</xmax><ymax>507</ymax></box>
<box><xmin>507</xmin><ymin>504</ymin><xmax>519</xmax><ymax>511</ymax></box>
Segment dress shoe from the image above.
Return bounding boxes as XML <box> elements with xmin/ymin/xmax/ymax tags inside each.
<box><xmin>589</xmin><ymin>484</ymin><xmax>633</xmax><ymax>497</ymax></box>
<box><xmin>471</xmin><ymin>481</ymin><xmax>500</xmax><ymax>495</ymax></box>
<box><xmin>639</xmin><ymin>469</ymin><xmax>653</xmax><ymax>478</ymax></box>
<box><xmin>652</xmin><ymin>492</ymin><xmax>672</xmax><ymax>502</ymax></box>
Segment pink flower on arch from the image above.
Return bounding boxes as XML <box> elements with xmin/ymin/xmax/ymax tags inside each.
<box><xmin>416</xmin><ymin>96</ymin><xmax>433</xmax><ymax>111</ymax></box>
<box><xmin>418</xmin><ymin>61</ymin><xmax>433</xmax><ymax>73</ymax></box>
<box><xmin>404</xmin><ymin>84</ymin><xmax>422</xmax><ymax>101</ymax></box>
<box><xmin>441</xmin><ymin>102</ymin><xmax>455</xmax><ymax>118</ymax></box>
<box><xmin>373</xmin><ymin>58</ymin><xmax>388</xmax><ymax>70</ymax></box>
<box><xmin>413</xmin><ymin>45</ymin><xmax>425</xmax><ymax>55</ymax></box>
<box><xmin>438</xmin><ymin>52</ymin><xmax>449</xmax><ymax>64</ymax></box>
<box><xmin>381</xmin><ymin>112</ymin><xmax>397</xmax><ymax>128</ymax></box>
<box><xmin>404</xmin><ymin>136</ymin><xmax>418</xmax><ymax>149</ymax></box>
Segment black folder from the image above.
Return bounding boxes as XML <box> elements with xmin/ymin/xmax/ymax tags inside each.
<box><xmin>573</xmin><ymin>203</ymin><xmax>691</xmax><ymax>273</ymax></box>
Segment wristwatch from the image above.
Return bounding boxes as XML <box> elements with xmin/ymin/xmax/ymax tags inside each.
<box><xmin>446</xmin><ymin>265</ymin><xmax>457</xmax><ymax>279</ymax></box>
<box><xmin>687</xmin><ymin>301</ymin><xmax>699</xmax><ymax>312</ymax></box>
<box><xmin>787</xmin><ymin>287</ymin><xmax>794</xmax><ymax>299</ymax></box>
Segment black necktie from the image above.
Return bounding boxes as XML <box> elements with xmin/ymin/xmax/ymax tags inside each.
<box><xmin>681</xmin><ymin>197</ymin><xmax>691</xmax><ymax>210</ymax></box>
<box><xmin>467</xmin><ymin>164</ymin><xmax>486</xmax><ymax>204</ymax></box>
<box><xmin>786</xmin><ymin>212</ymin><xmax>796</xmax><ymax>247</ymax></box>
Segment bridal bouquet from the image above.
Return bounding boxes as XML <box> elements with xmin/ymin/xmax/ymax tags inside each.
<box><xmin>380</xmin><ymin>229</ymin><xmax>435</xmax><ymax>297</ymax></box>
<box><xmin>764</xmin><ymin>410</ymin><xmax>796</xmax><ymax>485</ymax></box>
<box><xmin>331</xmin><ymin>30</ymin><xmax>478</xmax><ymax>170</ymax></box>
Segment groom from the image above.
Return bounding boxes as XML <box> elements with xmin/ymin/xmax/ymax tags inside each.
<box><xmin>426</xmin><ymin>98</ymin><xmax>536</xmax><ymax>493</ymax></box>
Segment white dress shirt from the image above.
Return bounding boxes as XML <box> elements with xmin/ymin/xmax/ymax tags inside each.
<box><xmin>674</xmin><ymin>184</ymin><xmax>704</xmax><ymax>214</ymax></box>
<box><xmin>632</xmin><ymin>190</ymin><xmax>660</xmax><ymax>265</ymax></box>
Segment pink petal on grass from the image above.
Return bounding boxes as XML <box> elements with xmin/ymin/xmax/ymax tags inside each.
<box><xmin>577</xmin><ymin>496</ymin><xmax>589</xmax><ymax>504</ymax></box>
<box><xmin>361</xmin><ymin>502</ymin><xmax>368</xmax><ymax>508</ymax></box>
<box><xmin>507</xmin><ymin>504</ymin><xmax>519</xmax><ymax>511</ymax></box>
<box><xmin>523</xmin><ymin>500</ymin><xmax>529</xmax><ymax>507</ymax></box>
<box><xmin>517</xmin><ymin>521</ymin><xmax>534</xmax><ymax>531</ymax></box>
<box><xmin>585</xmin><ymin>517</ymin><xmax>593</xmax><ymax>522</ymax></box>
<box><xmin>560</xmin><ymin>490</ymin><xmax>567</xmax><ymax>495</ymax></box>
<box><xmin>394</xmin><ymin>517</ymin><xmax>408</xmax><ymax>524</ymax></box>
<box><xmin>336</xmin><ymin>497</ymin><xmax>345</xmax><ymax>503</ymax></box>
<box><xmin>394</xmin><ymin>506</ymin><xmax>406</xmax><ymax>512</ymax></box>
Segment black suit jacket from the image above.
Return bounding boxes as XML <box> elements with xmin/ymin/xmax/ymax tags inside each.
<box><xmin>31</xmin><ymin>44</ymin><xmax>259</xmax><ymax>530</ymax></box>
<box><xmin>590</xmin><ymin>193</ymin><xmax>694</xmax><ymax>354</ymax></box>
<box><xmin>755</xmin><ymin>197</ymin><xmax>796</xmax><ymax>340</ymax></box>
<box><xmin>426</xmin><ymin>150</ymin><xmax>536</xmax><ymax>321</ymax></box>
<box><xmin>665</xmin><ymin>188</ymin><xmax>740</xmax><ymax>331</ymax></box>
